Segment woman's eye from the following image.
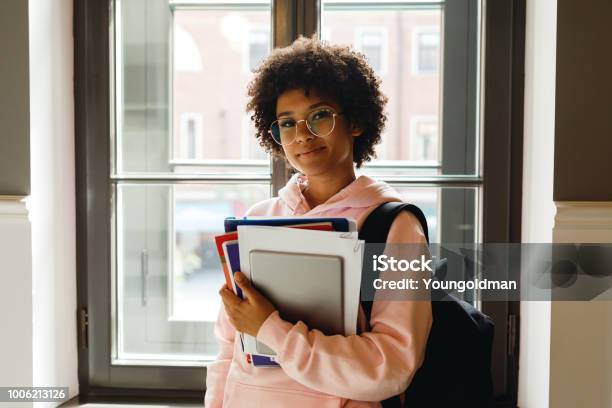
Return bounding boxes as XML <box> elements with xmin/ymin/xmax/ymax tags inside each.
<box><xmin>279</xmin><ymin>119</ymin><xmax>295</xmax><ymax>128</ymax></box>
<box><xmin>311</xmin><ymin>109</ymin><xmax>333</xmax><ymax>121</ymax></box>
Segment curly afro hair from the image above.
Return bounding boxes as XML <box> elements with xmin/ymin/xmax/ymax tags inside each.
<box><xmin>246</xmin><ymin>36</ymin><xmax>388</xmax><ymax>168</ymax></box>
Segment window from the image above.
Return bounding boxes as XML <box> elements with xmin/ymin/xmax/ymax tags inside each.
<box><xmin>410</xmin><ymin>116</ymin><xmax>439</xmax><ymax>162</ymax></box>
<box><xmin>179</xmin><ymin>113</ymin><xmax>203</xmax><ymax>159</ymax></box>
<box><xmin>245</xmin><ymin>27</ymin><xmax>270</xmax><ymax>73</ymax></box>
<box><xmin>412</xmin><ymin>27</ymin><xmax>440</xmax><ymax>75</ymax></box>
<box><xmin>355</xmin><ymin>27</ymin><xmax>388</xmax><ymax>75</ymax></box>
<box><xmin>77</xmin><ymin>0</ymin><xmax>523</xmax><ymax>403</ymax></box>
<box><xmin>323</xmin><ymin>7</ymin><xmax>443</xmax><ymax>169</ymax></box>
<box><xmin>375</xmin><ymin>131</ymin><xmax>388</xmax><ymax>160</ymax></box>
<box><xmin>242</xmin><ymin>114</ymin><xmax>267</xmax><ymax>160</ymax></box>
<box><xmin>109</xmin><ymin>0</ymin><xmax>272</xmax><ymax>378</ymax></box>
<box><xmin>320</xmin><ymin>27</ymin><xmax>332</xmax><ymax>42</ymax></box>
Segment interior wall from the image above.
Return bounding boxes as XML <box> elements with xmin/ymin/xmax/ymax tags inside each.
<box><xmin>551</xmin><ymin>206</ymin><xmax>612</xmax><ymax>408</ymax></box>
<box><xmin>0</xmin><ymin>1</ymin><xmax>32</xmax><ymax>404</ymax></box>
<box><xmin>0</xmin><ymin>0</ymin><xmax>30</xmax><ymax>195</ymax></box>
<box><xmin>548</xmin><ymin>0</ymin><xmax>612</xmax><ymax>407</ymax></box>
<box><xmin>518</xmin><ymin>0</ymin><xmax>557</xmax><ymax>406</ymax></box>
<box><xmin>29</xmin><ymin>0</ymin><xmax>78</xmax><ymax>404</ymax></box>
<box><xmin>0</xmin><ymin>199</ymin><xmax>32</xmax><ymax>408</ymax></box>
<box><xmin>553</xmin><ymin>0</ymin><xmax>612</xmax><ymax>201</ymax></box>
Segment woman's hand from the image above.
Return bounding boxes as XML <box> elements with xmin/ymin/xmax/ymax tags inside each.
<box><xmin>219</xmin><ymin>271</ymin><xmax>277</xmax><ymax>337</ymax></box>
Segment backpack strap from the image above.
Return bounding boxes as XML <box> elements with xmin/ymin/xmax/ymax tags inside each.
<box><xmin>359</xmin><ymin>202</ymin><xmax>431</xmax><ymax>321</ymax></box>
<box><xmin>358</xmin><ymin>202</ymin><xmax>430</xmax><ymax>408</ymax></box>
<box><xmin>359</xmin><ymin>202</ymin><xmax>430</xmax><ymax>244</ymax></box>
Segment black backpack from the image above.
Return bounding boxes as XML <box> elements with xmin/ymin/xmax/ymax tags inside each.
<box><xmin>358</xmin><ymin>202</ymin><xmax>495</xmax><ymax>408</ymax></box>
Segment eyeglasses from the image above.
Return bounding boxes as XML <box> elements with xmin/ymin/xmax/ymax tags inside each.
<box><xmin>269</xmin><ymin>107</ymin><xmax>344</xmax><ymax>146</ymax></box>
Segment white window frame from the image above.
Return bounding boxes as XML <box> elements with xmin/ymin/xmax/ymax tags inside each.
<box><xmin>79</xmin><ymin>0</ymin><xmax>524</xmax><ymax>399</ymax></box>
<box><xmin>354</xmin><ymin>26</ymin><xmax>389</xmax><ymax>76</ymax></box>
<box><xmin>411</xmin><ymin>26</ymin><xmax>440</xmax><ymax>76</ymax></box>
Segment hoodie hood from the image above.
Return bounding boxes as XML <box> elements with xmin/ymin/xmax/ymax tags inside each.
<box><xmin>278</xmin><ymin>172</ymin><xmax>404</xmax><ymax>215</ymax></box>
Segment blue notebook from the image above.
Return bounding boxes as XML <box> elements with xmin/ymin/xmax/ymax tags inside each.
<box><xmin>226</xmin><ymin>240</ymin><xmax>279</xmax><ymax>368</ymax></box>
<box><xmin>224</xmin><ymin>216</ymin><xmax>356</xmax><ymax>233</ymax></box>
<box><xmin>225</xmin><ymin>241</ymin><xmax>243</xmax><ymax>299</ymax></box>
<box><xmin>251</xmin><ymin>354</ymin><xmax>279</xmax><ymax>367</ymax></box>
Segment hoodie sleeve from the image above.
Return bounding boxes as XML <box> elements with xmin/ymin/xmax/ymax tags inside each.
<box><xmin>256</xmin><ymin>210</ymin><xmax>433</xmax><ymax>401</ymax></box>
<box><xmin>204</xmin><ymin>306</ymin><xmax>235</xmax><ymax>407</ymax></box>
<box><xmin>205</xmin><ymin>203</ymin><xmax>277</xmax><ymax>407</ymax></box>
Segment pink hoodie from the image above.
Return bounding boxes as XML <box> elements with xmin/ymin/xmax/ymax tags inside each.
<box><xmin>205</xmin><ymin>173</ymin><xmax>432</xmax><ymax>408</ymax></box>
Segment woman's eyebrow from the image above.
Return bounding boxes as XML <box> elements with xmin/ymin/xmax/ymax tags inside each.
<box><xmin>277</xmin><ymin>101</ymin><xmax>332</xmax><ymax>117</ymax></box>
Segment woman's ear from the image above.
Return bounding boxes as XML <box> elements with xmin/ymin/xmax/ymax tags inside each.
<box><xmin>351</xmin><ymin>124</ymin><xmax>364</xmax><ymax>137</ymax></box>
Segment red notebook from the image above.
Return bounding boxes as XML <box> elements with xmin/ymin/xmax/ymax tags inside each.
<box><xmin>214</xmin><ymin>222</ymin><xmax>334</xmax><ymax>292</ymax></box>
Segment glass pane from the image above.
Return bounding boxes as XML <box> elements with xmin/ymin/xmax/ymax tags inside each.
<box><xmin>395</xmin><ymin>185</ymin><xmax>479</xmax><ymax>303</ymax></box>
<box><xmin>392</xmin><ymin>185</ymin><xmax>479</xmax><ymax>244</ymax></box>
<box><xmin>117</xmin><ymin>0</ymin><xmax>272</xmax><ymax>175</ymax></box>
<box><xmin>322</xmin><ymin>5</ymin><xmax>442</xmax><ymax>173</ymax></box>
<box><xmin>322</xmin><ymin>1</ymin><xmax>481</xmax><ymax>177</ymax></box>
<box><xmin>116</xmin><ymin>182</ymin><xmax>269</xmax><ymax>362</ymax></box>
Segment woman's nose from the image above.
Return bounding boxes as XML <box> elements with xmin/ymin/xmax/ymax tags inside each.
<box><xmin>294</xmin><ymin>120</ymin><xmax>315</xmax><ymax>143</ymax></box>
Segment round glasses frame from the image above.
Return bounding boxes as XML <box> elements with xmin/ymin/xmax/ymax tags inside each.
<box><xmin>268</xmin><ymin>109</ymin><xmax>345</xmax><ymax>146</ymax></box>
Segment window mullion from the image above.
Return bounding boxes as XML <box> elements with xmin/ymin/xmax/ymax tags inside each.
<box><xmin>300</xmin><ymin>0</ymin><xmax>320</xmax><ymax>37</ymax></box>
<box><xmin>270</xmin><ymin>0</ymin><xmax>297</xmax><ymax>194</ymax></box>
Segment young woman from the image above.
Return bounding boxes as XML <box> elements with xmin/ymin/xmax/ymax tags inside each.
<box><xmin>205</xmin><ymin>36</ymin><xmax>432</xmax><ymax>408</ymax></box>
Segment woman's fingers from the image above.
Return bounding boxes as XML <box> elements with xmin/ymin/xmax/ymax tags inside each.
<box><xmin>219</xmin><ymin>285</ymin><xmax>242</xmax><ymax>309</ymax></box>
<box><xmin>219</xmin><ymin>271</ymin><xmax>276</xmax><ymax>335</ymax></box>
<box><xmin>233</xmin><ymin>272</ymin><xmax>260</xmax><ymax>303</ymax></box>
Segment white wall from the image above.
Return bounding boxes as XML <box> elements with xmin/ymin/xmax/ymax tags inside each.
<box><xmin>550</xmin><ymin>203</ymin><xmax>612</xmax><ymax>408</ymax></box>
<box><xmin>0</xmin><ymin>198</ymin><xmax>33</xmax><ymax>408</ymax></box>
<box><xmin>518</xmin><ymin>0</ymin><xmax>557</xmax><ymax>406</ymax></box>
<box><xmin>608</xmin><ymin>303</ymin><xmax>612</xmax><ymax>407</ymax></box>
<box><xmin>29</xmin><ymin>0</ymin><xmax>78</xmax><ymax>405</ymax></box>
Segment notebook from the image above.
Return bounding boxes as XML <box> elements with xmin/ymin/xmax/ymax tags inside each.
<box><xmin>223</xmin><ymin>240</ymin><xmax>242</xmax><ymax>298</ymax></box>
<box><xmin>216</xmin><ymin>222</ymin><xmax>337</xmax><ymax>294</ymax></box>
<box><xmin>225</xmin><ymin>216</ymin><xmax>356</xmax><ymax>234</ymax></box>
<box><xmin>249</xmin><ymin>250</ymin><xmax>345</xmax><ymax>355</ymax></box>
<box><xmin>238</xmin><ymin>225</ymin><xmax>363</xmax><ymax>357</ymax></box>
<box><xmin>215</xmin><ymin>218</ymin><xmax>353</xmax><ymax>367</ymax></box>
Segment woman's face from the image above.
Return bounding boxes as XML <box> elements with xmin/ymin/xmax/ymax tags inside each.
<box><xmin>274</xmin><ymin>88</ymin><xmax>361</xmax><ymax>177</ymax></box>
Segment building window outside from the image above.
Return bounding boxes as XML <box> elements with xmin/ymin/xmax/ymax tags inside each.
<box><xmin>410</xmin><ymin>116</ymin><xmax>439</xmax><ymax>162</ymax></box>
<box><xmin>245</xmin><ymin>27</ymin><xmax>270</xmax><ymax>72</ymax></box>
<box><xmin>355</xmin><ymin>27</ymin><xmax>388</xmax><ymax>75</ymax></box>
<box><xmin>412</xmin><ymin>27</ymin><xmax>440</xmax><ymax>75</ymax></box>
<box><xmin>375</xmin><ymin>131</ymin><xmax>388</xmax><ymax>160</ymax></box>
<box><xmin>242</xmin><ymin>114</ymin><xmax>267</xmax><ymax>160</ymax></box>
<box><xmin>180</xmin><ymin>113</ymin><xmax>203</xmax><ymax>159</ymax></box>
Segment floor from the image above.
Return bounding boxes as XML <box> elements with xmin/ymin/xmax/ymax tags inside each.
<box><xmin>61</xmin><ymin>402</ymin><xmax>204</xmax><ymax>408</ymax></box>
<box><xmin>61</xmin><ymin>404</ymin><xmax>201</xmax><ymax>408</ymax></box>
<box><xmin>60</xmin><ymin>397</ymin><xmax>202</xmax><ymax>407</ymax></box>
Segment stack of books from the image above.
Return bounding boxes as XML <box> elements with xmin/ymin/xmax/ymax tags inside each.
<box><xmin>214</xmin><ymin>216</ymin><xmax>364</xmax><ymax>367</ymax></box>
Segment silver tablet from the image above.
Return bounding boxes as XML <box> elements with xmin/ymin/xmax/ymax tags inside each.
<box><xmin>249</xmin><ymin>250</ymin><xmax>344</xmax><ymax>355</ymax></box>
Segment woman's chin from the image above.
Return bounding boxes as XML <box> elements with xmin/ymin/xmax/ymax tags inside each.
<box><xmin>298</xmin><ymin>164</ymin><xmax>335</xmax><ymax>178</ymax></box>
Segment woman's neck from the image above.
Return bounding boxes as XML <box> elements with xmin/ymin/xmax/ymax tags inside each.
<box><xmin>302</xmin><ymin>170</ymin><xmax>356</xmax><ymax>208</ymax></box>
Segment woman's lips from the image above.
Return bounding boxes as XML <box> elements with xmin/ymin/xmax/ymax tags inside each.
<box><xmin>298</xmin><ymin>146</ymin><xmax>326</xmax><ymax>158</ymax></box>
